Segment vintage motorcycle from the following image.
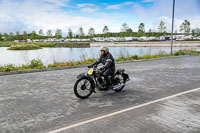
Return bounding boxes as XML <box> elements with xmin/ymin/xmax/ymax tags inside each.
<box><xmin>74</xmin><ymin>65</ymin><xmax>130</xmax><ymax>99</ymax></box>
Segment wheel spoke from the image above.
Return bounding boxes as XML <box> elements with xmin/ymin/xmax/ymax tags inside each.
<box><xmin>76</xmin><ymin>79</ymin><xmax>91</xmax><ymax>97</ymax></box>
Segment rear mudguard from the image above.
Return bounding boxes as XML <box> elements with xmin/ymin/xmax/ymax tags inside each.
<box><xmin>77</xmin><ymin>74</ymin><xmax>96</xmax><ymax>91</ymax></box>
<box><xmin>122</xmin><ymin>73</ymin><xmax>130</xmax><ymax>83</ymax></box>
<box><xmin>115</xmin><ymin>69</ymin><xmax>130</xmax><ymax>83</ymax></box>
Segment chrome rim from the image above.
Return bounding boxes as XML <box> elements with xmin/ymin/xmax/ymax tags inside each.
<box><xmin>77</xmin><ymin>79</ymin><xmax>91</xmax><ymax>96</ymax></box>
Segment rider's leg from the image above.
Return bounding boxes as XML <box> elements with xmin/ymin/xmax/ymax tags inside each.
<box><xmin>103</xmin><ymin>70</ymin><xmax>114</xmax><ymax>89</ymax></box>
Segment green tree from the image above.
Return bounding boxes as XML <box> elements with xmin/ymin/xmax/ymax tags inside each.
<box><xmin>103</xmin><ymin>26</ymin><xmax>109</xmax><ymax>33</ymax></box>
<box><xmin>196</xmin><ymin>28</ymin><xmax>200</xmax><ymax>36</ymax></box>
<box><xmin>149</xmin><ymin>29</ymin><xmax>152</xmax><ymax>33</ymax></box>
<box><xmin>119</xmin><ymin>32</ymin><xmax>124</xmax><ymax>37</ymax></box>
<box><xmin>78</xmin><ymin>27</ymin><xmax>84</xmax><ymax>38</ymax></box>
<box><xmin>192</xmin><ymin>29</ymin><xmax>195</xmax><ymax>36</ymax></box>
<box><xmin>138</xmin><ymin>23</ymin><xmax>145</xmax><ymax>32</ymax></box>
<box><xmin>138</xmin><ymin>23</ymin><xmax>145</xmax><ymax>37</ymax></box>
<box><xmin>23</xmin><ymin>31</ymin><xmax>28</xmax><ymax>40</ymax></box>
<box><xmin>105</xmin><ymin>32</ymin><xmax>111</xmax><ymax>37</ymax></box>
<box><xmin>55</xmin><ymin>29</ymin><xmax>62</xmax><ymax>39</ymax></box>
<box><xmin>16</xmin><ymin>31</ymin><xmax>21</xmax><ymax>40</ymax></box>
<box><xmin>4</xmin><ymin>33</ymin><xmax>9</xmax><ymax>41</ymax></box>
<box><xmin>192</xmin><ymin>28</ymin><xmax>200</xmax><ymax>37</ymax></box>
<box><xmin>121</xmin><ymin>23</ymin><xmax>129</xmax><ymax>32</ymax></box>
<box><xmin>9</xmin><ymin>32</ymin><xmax>15</xmax><ymax>41</ymax></box>
<box><xmin>126</xmin><ymin>28</ymin><xmax>133</xmax><ymax>36</ymax></box>
<box><xmin>38</xmin><ymin>29</ymin><xmax>44</xmax><ymax>36</ymax></box>
<box><xmin>146</xmin><ymin>29</ymin><xmax>152</xmax><ymax>37</ymax></box>
<box><xmin>180</xmin><ymin>20</ymin><xmax>191</xmax><ymax>35</ymax></box>
<box><xmin>68</xmin><ymin>28</ymin><xmax>73</xmax><ymax>39</ymax></box>
<box><xmin>158</xmin><ymin>21</ymin><xmax>167</xmax><ymax>32</ymax></box>
<box><xmin>31</xmin><ymin>31</ymin><xmax>37</xmax><ymax>39</ymax></box>
<box><xmin>47</xmin><ymin>30</ymin><xmax>52</xmax><ymax>37</ymax></box>
<box><xmin>38</xmin><ymin>29</ymin><xmax>44</xmax><ymax>39</ymax></box>
<box><xmin>88</xmin><ymin>27</ymin><xmax>95</xmax><ymax>38</ymax></box>
<box><xmin>0</xmin><ymin>33</ymin><xmax>2</xmax><ymax>41</ymax></box>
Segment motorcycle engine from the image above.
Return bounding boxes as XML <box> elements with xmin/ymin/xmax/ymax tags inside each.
<box><xmin>113</xmin><ymin>77</ymin><xmax>120</xmax><ymax>85</ymax></box>
<box><xmin>97</xmin><ymin>77</ymin><xmax>106</xmax><ymax>88</ymax></box>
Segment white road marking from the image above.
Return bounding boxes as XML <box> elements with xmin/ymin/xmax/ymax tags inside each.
<box><xmin>47</xmin><ymin>87</ymin><xmax>200</xmax><ymax>133</ymax></box>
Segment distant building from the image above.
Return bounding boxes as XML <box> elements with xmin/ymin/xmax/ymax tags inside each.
<box><xmin>12</xmin><ymin>34</ymin><xmax>200</xmax><ymax>43</ymax></box>
<box><xmin>14</xmin><ymin>40</ymin><xmax>19</xmax><ymax>43</ymax></box>
<box><xmin>124</xmin><ymin>37</ymin><xmax>137</xmax><ymax>41</ymax></box>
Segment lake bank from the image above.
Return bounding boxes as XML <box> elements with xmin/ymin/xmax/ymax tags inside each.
<box><xmin>90</xmin><ymin>41</ymin><xmax>200</xmax><ymax>47</ymax></box>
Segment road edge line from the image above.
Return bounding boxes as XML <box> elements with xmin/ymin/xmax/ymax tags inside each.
<box><xmin>47</xmin><ymin>87</ymin><xmax>200</xmax><ymax>133</ymax></box>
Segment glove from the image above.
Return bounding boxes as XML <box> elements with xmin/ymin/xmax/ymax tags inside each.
<box><xmin>87</xmin><ymin>64</ymin><xmax>93</xmax><ymax>68</ymax></box>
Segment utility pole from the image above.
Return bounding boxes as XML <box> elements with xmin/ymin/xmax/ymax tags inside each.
<box><xmin>171</xmin><ymin>0</ymin><xmax>175</xmax><ymax>55</ymax></box>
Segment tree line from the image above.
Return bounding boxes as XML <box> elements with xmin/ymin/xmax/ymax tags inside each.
<box><xmin>0</xmin><ymin>19</ymin><xmax>199</xmax><ymax>41</ymax></box>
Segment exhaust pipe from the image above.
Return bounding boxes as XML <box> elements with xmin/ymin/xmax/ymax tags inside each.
<box><xmin>113</xmin><ymin>83</ymin><xmax>125</xmax><ymax>90</ymax></box>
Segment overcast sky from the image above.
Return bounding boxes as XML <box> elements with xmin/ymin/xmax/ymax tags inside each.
<box><xmin>0</xmin><ymin>0</ymin><xmax>200</xmax><ymax>35</ymax></box>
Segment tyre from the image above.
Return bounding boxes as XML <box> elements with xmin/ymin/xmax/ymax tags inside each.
<box><xmin>74</xmin><ymin>77</ymin><xmax>93</xmax><ymax>99</ymax></box>
<box><xmin>114</xmin><ymin>74</ymin><xmax>125</xmax><ymax>92</ymax></box>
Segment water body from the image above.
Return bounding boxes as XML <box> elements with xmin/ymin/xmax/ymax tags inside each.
<box><xmin>0</xmin><ymin>47</ymin><xmax>199</xmax><ymax>66</ymax></box>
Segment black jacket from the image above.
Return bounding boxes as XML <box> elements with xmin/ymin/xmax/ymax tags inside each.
<box><xmin>93</xmin><ymin>52</ymin><xmax>115</xmax><ymax>72</ymax></box>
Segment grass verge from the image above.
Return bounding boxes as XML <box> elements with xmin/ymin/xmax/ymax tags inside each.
<box><xmin>0</xmin><ymin>49</ymin><xmax>200</xmax><ymax>73</ymax></box>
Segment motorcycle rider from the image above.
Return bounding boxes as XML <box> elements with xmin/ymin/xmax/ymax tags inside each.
<box><xmin>88</xmin><ymin>46</ymin><xmax>115</xmax><ymax>90</ymax></box>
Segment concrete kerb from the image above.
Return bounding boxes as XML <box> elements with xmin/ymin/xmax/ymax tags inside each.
<box><xmin>0</xmin><ymin>64</ymin><xmax>89</xmax><ymax>76</ymax></box>
<box><xmin>0</xmin><ymin>54</ymin><xmax>199</xmax><ymax>76</ymax></box>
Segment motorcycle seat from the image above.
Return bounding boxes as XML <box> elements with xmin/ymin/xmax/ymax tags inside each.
<box><xmin>117</xmin><ymin>69</ymin><xmax>125</xmax><ymax>72</ymax></box>
<box><xmin>115</xmin><ymin>69</ymin><xmax>125</xmax><ymax>75</ymax></box>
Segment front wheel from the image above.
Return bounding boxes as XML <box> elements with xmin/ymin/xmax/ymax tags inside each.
<box><xmin>74</xmin><ymin>77</ymin><xmax>93</xmax><ymax>99</ymax></box>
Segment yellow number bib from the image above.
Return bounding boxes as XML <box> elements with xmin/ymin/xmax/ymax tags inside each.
<box><xmin>87</xmin><ymin>68</ymin><xmax>94</xmax><ymax>75</ymax></box>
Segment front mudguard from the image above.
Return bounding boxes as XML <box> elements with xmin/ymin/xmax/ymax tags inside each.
<box><xmin>77</xmin><ymin>74</ymin><xmax>96</xmax><ymax>91</ymax></box>
<box><xmin>77</xmin><ymin>73</ymin><xmax>86</xmax><ymax>79</ymax></box>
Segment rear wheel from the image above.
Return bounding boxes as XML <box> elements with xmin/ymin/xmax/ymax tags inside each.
<box><xmin>74</xmin><ymin>77</ymin><xmax>93</xmax><ymax>99</ymax></box>
<box><xmin>114</xmin><ymin>74</ymin><xmax>125</xmax><ymax>92</ymax></box>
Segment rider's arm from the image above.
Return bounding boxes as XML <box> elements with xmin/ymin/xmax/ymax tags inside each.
<box><xmin>102</xmin><ymin>59</ymin><xmax>112</xmax><ymax>69</ymax></box>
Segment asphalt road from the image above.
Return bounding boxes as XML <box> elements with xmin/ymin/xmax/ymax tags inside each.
<box><xmin>0</xmin><ymin>55</ymin><xmax>200</xmax><ymax>133</ymax></box>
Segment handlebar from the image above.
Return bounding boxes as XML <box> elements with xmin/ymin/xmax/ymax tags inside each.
<box><xmin>87</xmin><ymin>64</ymin><xmax>97</xmax><ymax>68</ymax></box>
<box><xmin>87</xmin><ymin>65</ymin><xmax>105</xmax><ymax>73</ymax></box>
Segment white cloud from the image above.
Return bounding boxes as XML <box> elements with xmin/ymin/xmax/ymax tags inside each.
<box><xmin>0</xmin><ymin>0</ymin><xmax>117</xmax><ymax>35</ymax></box>
<box><xmin>81</xmin><ymin>8</ymin><xmax>98</xmax><ymax>13</ymax></box>
<box><xmin>142</xmin><ymin>0</ymin><xmax>154</xmax><ymax>3</ymax></box>
<box><xmin>106</xmin><ymin>4</ymin><xmax>121</xmax><ymax>10</ymax></box>
<box><xmin>123</xmin><ymin>2</ymin><xmax>135</xmax><ymax>5</ymax></box>
<box><xmin>77</xmin><ymin>3</ymin><xmax>95</xmax><ymax>7</ymax></box>
<box><xmin>45</xmin><ymin>0</ymin><xmax>69</xmax><ymax>7</ymax></box>
<box><xmin>133</xmin><ymin>3</ymin><xmax>151</xmax><ymax>19</ymax></box>
<box><xmin>77</xmin><ymin>3</ymin><xmax>97</xmax><ymax>13</ymax></box>
<box><xmin>106</xmin><ymin>2</ymin><xmax>135</xmax><ymax>10</ymax></box>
